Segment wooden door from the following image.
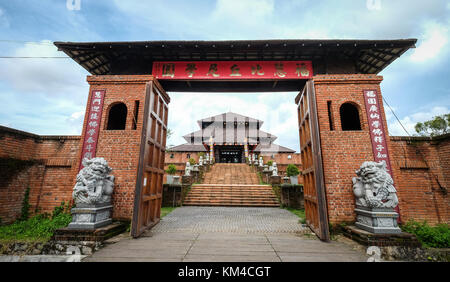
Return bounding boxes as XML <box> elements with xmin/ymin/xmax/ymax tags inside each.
<box><xmin>131</xmin><ymin>80</ymin><xmax>169</xmax><ymax>238</ymax></box>
<box><xmin>296</xmin><ymin>80</ymin><xmax>330</xmax><ymax>241</ymax></box>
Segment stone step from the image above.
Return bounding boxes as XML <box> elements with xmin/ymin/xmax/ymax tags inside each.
<box><xmin>183</xmin><ymin>199</ymin><xmax>279</xmax><ymax>204</ymax></box>
<box><xmin>188</xmin><ymin>192</ymin><xmax>275</xmax><ymax>196</ymax></box>
<box><xmin>184</xmin><ymin>163</ymin><xmax>277</xmax><ymax>207</ymax></box>
<box><xmin>185</xmin><ymin>196</ymin><xmax>277</xmax><ymax>200</ymax></box>
<box><xmin>189</xmin><ymin>187</ymin><xmax>274</xmax><ymax>190</ymax></box>
<box><xmin>183</xmin><ymin>202</ymin><xmax>280</xmax><ymax>207</ymax></box>
<box><xmin>184</xmin><ymin>198</ymin><xmax>278</xmax><ymax>202</ymax></box>
<box><xmin>187</xmin><ymin>192</ymin><xmax>276</xmax><ymax>196</ymax></box>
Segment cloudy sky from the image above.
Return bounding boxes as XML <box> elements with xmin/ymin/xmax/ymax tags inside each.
<box><xmin>0</xmin><ymin>0</ymin><xmax>449</xmax><ymax>151</ymax></box>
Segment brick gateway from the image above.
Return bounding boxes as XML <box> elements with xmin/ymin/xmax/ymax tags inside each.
<box><xmin>2</xmin><ymin>39</ymin><xmax>448</xmax><ymax>240</ymax></box>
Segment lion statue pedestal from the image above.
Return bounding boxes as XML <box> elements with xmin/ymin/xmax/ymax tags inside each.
<box><xmin>352</xmin><ymin>161</ymin><xmax>401</xmax><ymax>234</ymax></box>
<box><xmin>68</xmin><ymin>157</ymin><xmax>115</xmax><ymax>230</ymax></box>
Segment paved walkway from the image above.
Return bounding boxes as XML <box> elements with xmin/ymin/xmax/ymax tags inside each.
<box><xmin>84</xmin><ymin>206</ymin><xmax>369</xmax><ymax>262</ymax></box>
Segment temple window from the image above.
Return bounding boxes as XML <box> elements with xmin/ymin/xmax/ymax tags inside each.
<box><xmin>340</xmin><ymin>102</ymin><xmax>362</xmax><ymax>131</ymax></box>
<box><xmin>106</xmin><ymin>102</ymin><xmax>127</xmax><ymax>130</ymax></box>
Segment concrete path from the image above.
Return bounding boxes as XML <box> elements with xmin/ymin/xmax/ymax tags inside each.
<box><xmin>83</xmin><ymin>206</ymin><xmax>369</xmax><ymax>262</ymax></box>
<box><xmin>0</xmin><ymin>255</ymin><xmax>87</xmax><ymax>262</ymax></box>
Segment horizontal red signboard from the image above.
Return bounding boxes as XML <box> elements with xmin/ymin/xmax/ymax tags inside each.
<box><xmin>152</xmin><ymin>61</ymin><xmax>313</xmax><ymax>80</ymax></box>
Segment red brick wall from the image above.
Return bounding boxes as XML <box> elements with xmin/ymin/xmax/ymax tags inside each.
<box><xmin>30</xmin><ymin>137</ymin><xmax>81</xmax><ymax>215</ymax></box>
<box><xmin>0</xmin><ymin>127</ymin><xmax>39</xmax><ymax>160</ymax></box>
<box><xmin>390</xmin><ymin>135</ymin><xmax>449</xmax><ymax>224</ymax></box>
<box><xmin>0</xmin><ymin>126</ymin><xmax>80</xmax><ymax>223</ymax></box>
<box><xmin>313</xmin><ymin>74</ymin><xmax>388</xmax><ymax>224</ymax></box>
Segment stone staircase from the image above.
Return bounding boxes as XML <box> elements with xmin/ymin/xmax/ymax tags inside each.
<box><xmin>183</xmin><ymin>163</ymin><xmax>279</xmax><ymax>207</ymax></box>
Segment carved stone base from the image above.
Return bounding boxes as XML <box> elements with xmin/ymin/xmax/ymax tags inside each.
<box><xmin>354</xmin><ymin>206</ymin><xmax>401</xmax><ymax>234</ymax></box>
<box><xmin>269</xmin><ymin>175</ymin><xmax>281</xmax><ymax>185</ymax></box>
<box><xmin>182</xmin><ymin>175</ymin><xmax>192</xmax><ymax>185</ymax></box>
<box><xmin>68</xmin><ymin>204</ymin><xmax>113</xmax><ymax>230</ymax></box>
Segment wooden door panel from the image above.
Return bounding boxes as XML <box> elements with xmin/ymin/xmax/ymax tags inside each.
<box><xmin>296</xmin><ymin>80</ymin><xmax>330</xmax><ymax>241</ymax></box>
<box><xmin>131</xmin><ymin>80</ymin><xmax>169</xmax><ymax>238</ymax></box>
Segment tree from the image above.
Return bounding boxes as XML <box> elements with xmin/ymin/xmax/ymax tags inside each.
<box><xmin>166</xmin><ymin>128</ymin><xmax>175</xmax><ymax>150</ymax></box>
<box><xmin>415</xmin><ymin>114</ymin><xmax>450</xmax><ymax>137</ymax></box>
<box><xmin>286</xmin><ymin>164</ymin><xmax>300</xmax><ymax>177</ymax></box>
<box><xmin>167</xmin><ymin>128</ymin><xmax>173</xmax><ymax>140</ymax></box>
<box><xmin>166</xmin><ymin>164</ymin><xmax>177</xmax><ymax>175</ymax></box>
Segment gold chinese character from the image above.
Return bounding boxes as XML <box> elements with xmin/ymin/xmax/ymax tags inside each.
<box><xmin>251</xmin><ymin>64</ymin><xmax>264</xmax><ymax>75</ymax></box>
<box><xmin>207</xmin><ymin>64</ymin><xmax>220</xmax><ymax>77</ymax></box>
<box><xmin>162</xmin><ymin>63</ymin><xmax>175</xmax><ymax>78</ymax></box>
<box><xmin>274</xmin><ymin>62</ymin><xmax>286</xmax><ymax>77</ymax></box>
<box><xmin>295</xmin><ymin>63</ymin><xmax>309</xmax><ymax>77</ymax></box>
<box><xmin>230</xmin><ymin>64</ymin><xmax>242</xmax><ymax>76</ymax></box>
<box><xmin>185</xmin><ymin>63</ymin><xmax>197</xmax><ymax>77</ymax></box>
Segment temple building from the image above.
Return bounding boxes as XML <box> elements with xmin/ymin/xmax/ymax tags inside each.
<box><xmin>165</xmin><ymin>112</ymin><xmax>301</xmax><ymax>175</ymax></box>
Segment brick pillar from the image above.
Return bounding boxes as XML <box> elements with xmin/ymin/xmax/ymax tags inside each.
<box><xmin>312</xmin><ymin>74</ymin><xmax>397</xmax><ymax>224</ymax></box>
<box><xmin>71</xmin><ymin>75</ymin><xmax>157</xmax><ymax>221</ymax></box>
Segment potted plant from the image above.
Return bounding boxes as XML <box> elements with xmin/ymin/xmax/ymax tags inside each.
<box><xmin>286</xmin><ymin>164</ymin><xmax>300</xmax><ymax>185</ymax></box>
<box><xmin>267</xmin><ymin>160</ymin><xmax>273</xmax><ymax>167</ymax></box>
<box><xmin>188</xmin><ymin>158</ymin><xmax>196</xmax><ymax>166</ymax></box>
<box><xmin>166</xmin><ymin>164</ymin><xmax>177</xmax><ymax>184</ymax></box>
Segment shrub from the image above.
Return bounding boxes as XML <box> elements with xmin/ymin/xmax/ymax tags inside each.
<box><xmin>286</xmin><ymin>164</ymin><xmax>300</xmax><ymax>177</ymax></box>
<box><xmin>0</xmin><ymin>201</ymin><xmax>72</xmax><ymax>242</ymax></box>
<box><xmin>188</xmin><ymin>158</ymin><xmax>196</xmax><ymax>165</ymax></box>
<box><xmin>52</xmin><ymin>201</ymin><xmax>71</xmax><ymax>219</ymax></box>
<box><xmin>267</xmin><ymin>160</ymin><xmax>273</xmax><ymax>166</ymax></box>
<box><xmin>0</xmin><ymin>213</ymin><xmax>72</xmax><ymax>241</ymax></box>
<box><xmin>166</xmin><ymin>164</ymin><xmax>177</xmax><ymax>175</ymax></box>
<box><xmin>401</xmin><ymin>220</ymin><xmax>450</xmax><ymax>248</ymax></box>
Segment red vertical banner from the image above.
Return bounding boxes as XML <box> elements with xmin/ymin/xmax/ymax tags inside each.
<box><xmin>363</xmin><ymin>89</ymin><xmax>392</xmax><ymax>173</ymax></box>
<box><xmin>79</xmin><ymin>90</ymin><xmax>106</xmax><ymax>170</ymax></box>
<box><xmin>363</xmin><ymin>89</ymin><xmax>400</xmax><ymax>219</ymax></box>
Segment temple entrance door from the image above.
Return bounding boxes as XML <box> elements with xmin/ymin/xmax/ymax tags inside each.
<box><xmin>296</xmin><ymin>80</ymin><xmax>330</xmax><ymax>241</ymax></box>
<box><xmin>217</xmin><ymin>146</ymin><xmax>244</xmax><ymax>163</ymax></box>
<box><xmin>131</xmin><ymin>80</ymin><xmax>169</xmax><ymax>238</ymax></box>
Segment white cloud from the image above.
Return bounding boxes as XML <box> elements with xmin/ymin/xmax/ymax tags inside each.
<box><xmin>0</xmin><ymin>7</ymin><xmax>8</xmax><ymax>28</ymax></box>
<box><xmin>410</xmin><ymin>22</ymin><xmax>449</xmax><ymax>62</ymax></box>
<box><xmin>386</xmin><ymin>106</ymin><xmax>449</xmax><ymax>136</ymax></box>
<box><xmin>0</xmin><ymin>40</ymin><xmax>88</xmax><ymax>94</ymax></box>
<box><xmin>0</xmin><ymin>40</ymin><xmax>89</xmax><ymax>135</ymax></box>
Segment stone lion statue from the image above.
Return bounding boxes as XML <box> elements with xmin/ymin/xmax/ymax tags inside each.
<box><xmin>184</xmin><ymin>161</ymin><xmax>192</xmax><ymax>176</ymax></box>
<box><xmin>73</xmin><ymin>157</ymin><xmax>115</xmax><ymax>205</ymax></box>
<box><xmin>271</xmin><ymin>162</ymin><xmax>278</xmax><ymax>176</ymax></box>
<box><xmin>352</xmin><ymin>160</ymin><xmax>398</xmax><ymax>208</ymax></box>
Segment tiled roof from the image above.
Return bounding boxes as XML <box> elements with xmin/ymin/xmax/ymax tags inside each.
<box><xmin>253</xmin><ymin>143</ymin><xmax>296</xmax><ymax>153</ymax></box>
<box><xmin>197</xmin><ymin>112</ymin><xmax>263</xmax><ymax>126</ymax></box>
<box><xmin>167</xmin><ymin>143</ymin><xmax>207</xmax><ymax>152</ymax></box>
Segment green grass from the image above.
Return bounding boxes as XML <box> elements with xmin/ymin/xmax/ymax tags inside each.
<box><xmin>0</xmin><ymin>213</ymin><xmax>72</xmax><ymax>243</ymax></box>
<box><xmin>400</xmin><ymin>220</ymin><xmax>450</xmax><ymax>248</ymax></box>
<box><xmin>160</xmin><ymin>207</ymin><xmax>177</xmax><ymax>218</ymax></box>
<box><xmin>257</xmin><ymin>172</ymin><xmax>266</xmax><ymax>185</ymax></box>
<box><xmin>284</xmin><ymin>207</ymin><xmax>306</xmax><ymax>224</ymax></box>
